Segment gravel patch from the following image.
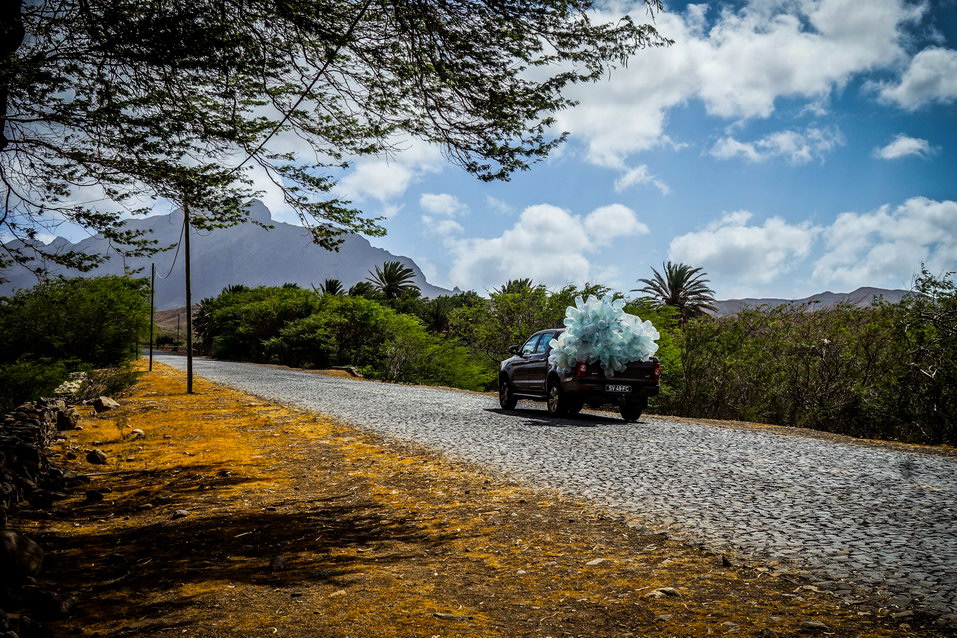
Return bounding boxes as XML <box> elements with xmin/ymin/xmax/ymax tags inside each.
<box><xmin>155</xmin><ymin>355</ymin><xmax>957</xmax><ymax>619</ymax></box>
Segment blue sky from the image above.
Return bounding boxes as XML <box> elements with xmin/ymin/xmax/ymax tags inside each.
<box><xmin>37</xmin><ymin>0</ymin><xmax>957</xmax><ymax>299</ymax></box>
<box><xmin>299</xmin><ymin>0</ymin><xmax>957</xmax><ymax>299</ymax></box>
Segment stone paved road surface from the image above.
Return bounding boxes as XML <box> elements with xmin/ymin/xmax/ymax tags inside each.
<box><xmin>155</xmin><ymin>355</ymin><xmax>957</xmax><ymax>618</ymax></box>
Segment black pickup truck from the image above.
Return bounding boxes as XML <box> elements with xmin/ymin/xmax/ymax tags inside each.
<box><xmin>499</xmin><ymin>329</ymin><xmax>660</xmax><ymax>421</ymax></box>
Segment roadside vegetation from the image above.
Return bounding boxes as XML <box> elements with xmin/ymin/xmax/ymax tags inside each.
<box><xmin>2</xmin><ymin>264</ymin><xmax>953</xmax><ymax>446</ymax></box>
<box><xmin>0</xmin><ymin>276</ymin><xmax>149</xmax><ymax>411</ymax></box>
<box><xmin>191</xmin><ymin>263</ymin><xmax>955</xmax><ymax>446</ymax></box>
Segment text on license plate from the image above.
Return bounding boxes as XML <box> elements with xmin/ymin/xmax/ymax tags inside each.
<box><xmin>605</xmin><ymin>384</ymin><xmax>631</xmax><ymax>393</ymax></box>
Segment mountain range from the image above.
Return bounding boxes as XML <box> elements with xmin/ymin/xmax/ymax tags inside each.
<box><xmin>0</xmin><ymin>201</ymin><xmax>451</xmax><ymax>309</ymax></box>
<box><xmin>710</xmin><ymin>287</ymin><xmax>911</xmax><ymax>316</ymax></box>
<box><xmin>2</xmin><ymin>201</ymin><xmax>912</xmax><ymax>314</ymax></box>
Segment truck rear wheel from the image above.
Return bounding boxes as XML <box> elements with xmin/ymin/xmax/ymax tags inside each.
<box><xmin>620</xmin><ymin>404</ymin><xmax>643</xmax><ymax>422</ymax></box>
<box><xmin>499</xmin><ymin>378</ymin><xmax>518</xmax><ymax>410</ymax></box>
<box><xmin>546</xmin><ymin>381</ymin><xmax>568</xmax><ymax>416</ymax></box>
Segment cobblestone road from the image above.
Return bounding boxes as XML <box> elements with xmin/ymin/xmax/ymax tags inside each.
<box><xmin>155</xmin><ymin>355</ymin><xmax>957</xmax><ymax>619</ymax></box>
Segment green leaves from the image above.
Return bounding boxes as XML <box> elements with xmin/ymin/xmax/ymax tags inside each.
<box><xmin>634</xmin><ymin>261</ymin><xmax>717</xmax><ymax>324</ymax></box>
<box><xmin>3</xmin><ymin>0</ymin><xmax>669</xmax><ymax>274</ymax></box>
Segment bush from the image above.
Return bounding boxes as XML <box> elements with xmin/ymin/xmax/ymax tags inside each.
<box><xmin>0</xmin><ymin>276</ymin><xmax>149</xmax><ymax>367</ymax></box>
<box><xmin>198</xmin><ymin>287</ymin><xmax>493</xmax><ymax>390</ymax></box>
<box><xmin>0</xmin><ymin>276</ymin><xmax>149</xmax><ymax>409</ymax></box>
<box><xmin>0</xmin><ymin>358</ymin><xmax>72</xmax><ymax>411</ymax></box>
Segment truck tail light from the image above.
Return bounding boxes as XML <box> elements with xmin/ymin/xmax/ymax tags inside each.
<box><xmin>576</xmin><ymin>362</ymin><xmax>588</xmax><ymax>377</ymax></box>
<box><xmin>653</xmin><ymin>361</ymin><xmax>661</xmax><ymax>382</ymax></box>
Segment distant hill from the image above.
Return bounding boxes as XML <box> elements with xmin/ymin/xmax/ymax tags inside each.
<box><xmin>711</xmin><ymin>287</ymin><xmax>911</xmax><ymax>316</ymax></box>
<box><xmin>0</xmin><ymin>200</ymin><xmax>451</xmax><ymax>309</ymax></box>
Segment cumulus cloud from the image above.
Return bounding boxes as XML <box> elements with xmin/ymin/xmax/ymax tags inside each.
<box><xmin>420</xmin><ymin>193</ymin><xmax>469</xmax><ymax>217</ymax></box>
<box><xmin>876</xmin><ymin>47</ymin><xmax>957</xmax><ymax>109</ymax></box>
<box><xmin>668</xmin><ymin>211</ymin><xmax>821</xmax><ymax>291</ymax></box>
<box><xmin>873</xmin><ymin>134</ymin><xmax>937</xmax><ymax>159</ymax></box>
<box><xmin>709</xmin><ymin>126</ymin><xmax>845</xmax><ymax>164</ymax></box>
<box><xmin>553</xmin><ymin>0</ymin><xmax>920</xmax><ymax>167</ymax></box>
<box><xmin>613</xmin><ymin>165</ymin><xmax>670</xmax><ymax>195</ymax></box>
<box><xmin>813</xmin><ymin>197</ymin><xmax>957</xmax><ymax>288</ymax></box>
<box><xmin>334</xmin><ymin>140</ymin><xmax>443</xmax><ymax>204</ymax></box>
<box><xmin>447</xmin><ymin>203</ymin><xmax>648</xmax><ymax>291</ymax></box>
<box><xmin>421</xmin><ymin>214</ymin><xmax>464</xmax><ymax>237</ymax></box>
<box><xmin>485</xmin><ymin>195</ymin><xmax>513</xmax><ymax>215</ymax></box>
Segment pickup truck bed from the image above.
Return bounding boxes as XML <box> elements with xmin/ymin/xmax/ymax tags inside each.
<box><xmin>499</xmin><ymin>329</ymin><xmax>660</xmax><ymax>421</ymax></box>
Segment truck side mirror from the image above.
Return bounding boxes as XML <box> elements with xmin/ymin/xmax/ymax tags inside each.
<box><xmin>508</xmin><ymin>345</ymin><xmax>519</xmax><ymax>355</ymax></box>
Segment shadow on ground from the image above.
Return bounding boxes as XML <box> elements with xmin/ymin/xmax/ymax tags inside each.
<box><xmin>485</xmin><ymin>407</ymin><xmax>634</xmax><ymax>428</ymax></box>
<box><xmin>31</xmin><ymin>460</ymin><xmax>457</xmax><ymax>635</ymax></box>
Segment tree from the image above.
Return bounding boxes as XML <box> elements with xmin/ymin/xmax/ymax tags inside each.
<box><xmin>634</xmin><ymin>261</ymin><xmax>716</xmax><ymax>323</ymax></box>
<box><xmin>1</xmin><ymin>1</ymin><xmax>670</xmax><ymax>275</ymax></box>
<box><xmin>318</xmin><ymin>279</ymin><xmax>344</xmax><ymax>296</ymax></box>
<box><xmin>366</xmin><ymin>260</ymin><xmax>420</xmax><ymax>300</ymax></box>
<box><xmin>347</xmin><ymin>281</ymin><xmax>379</xmax><ymax>299</ymax></box>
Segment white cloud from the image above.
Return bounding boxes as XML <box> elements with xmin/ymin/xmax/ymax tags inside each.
<box><xmin>485</xmin><ymin>195</ymin><xmax>513</xmax><ymax>216</ymax></box>
<box><xmin>876</xmin><ymin>47</ymin><xmax>957</xmax><ymax>109</ymax></box>
<box><xmin>447</xmin><ymin>203</ymin><xmax>647</xmax><ymax>291</ymax></box>
<box><xmin>613</xmin><ymin>165</ymin><xmax>670</xmax><ymax>195</ymax></box>
<box><xmin>813</xmin><ymin>197</ymin><xmax>957</xmax><ymax>288</ymax></box>
<box><xmin>420</xmin><ymin>193</ymin><xmax>469</xmax><ymax>217</ymax></box>
<box><xmin>420</xmin><ymin>214</ymin><xmax>464</xmax><ymax>237</ymax></box>
<box><xmin>553</xmin><ymin>0</ymin><xmax>920</xmax><ymax>167</ymax></box>
<box><xmin>334</xmin><ymin>140</ymin><xmax>443</xmax><ymax>203</ymax></box>
<box><xmin>873</xmin><ymin>134</ymin><xmax>936</xmax><ymax>159</ymax></box>
<box><xmin>709</xmin><ymin>126</ymin><xmax>844</xmax><ymax>164</ymax></box>
<box><xmin>668</xmin><ymin>211</ymin><xmax>821</xmax><ymax>293</ymax></box>
<box><xmin>583</xmin><ymin>204</ymin><xmax>650</xmax><ymax>245</ymax></box>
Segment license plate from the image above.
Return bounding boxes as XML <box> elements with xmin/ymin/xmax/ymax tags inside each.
<box><xmin>605</xmin><ymin>384</ymin><xmax>631</xmax><ymax>393</ymax></box>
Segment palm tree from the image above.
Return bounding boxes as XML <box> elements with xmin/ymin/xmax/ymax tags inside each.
<box><xmin>347</xmin><ymin>281</ymin><xmax>379</xmax><ymax>299</ymax></box>
<box><xmin>493</xmin><ymin>278</ymin><xmax>535</xmax><ymax>295</ymax></box>
<box><xmin>633</xmin><ymin>261</ymin><xmax>716</xmax><ymax>323</ymax></box>
<box><xmin>318</xmin><ymin>278</ymin><xmax>344</xmax><ymax>295</ymax></box>
<box><xmin>366</xmin><ymin>261</ymin><xmax>420</xmax><ymax>300</ymax></box>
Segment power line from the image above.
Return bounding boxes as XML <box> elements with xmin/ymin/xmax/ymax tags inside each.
<box><xmin>156</xmin><ymin>213</ymin><xmax>187</xmax><ymax>280</ymax></box>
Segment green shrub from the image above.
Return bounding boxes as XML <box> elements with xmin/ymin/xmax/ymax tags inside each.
<box><xmin>0</xmin><ymin>358</ymin><xmax>72</xmax><ymax>411</ymax></box>
<box><xmin>0</xmin><ymin>276</ymin><xmax>149</xmax><ymax>410</ymax></box>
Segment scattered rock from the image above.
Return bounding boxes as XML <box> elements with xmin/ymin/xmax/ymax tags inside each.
<box><xmin>269</xmin><ymin>555</ymin><xmax>287</xmax><ymax>571</ymax></box>
<box><xmin>85</xmin><ymin>449</ymin><xmax>108</xmax><ymax>465</ymax></box>
<box><xmin>645</xmin><ymin>587</ymin><xmax>681</xmax><ymax>598</ymax></box>
<box><xmin>92</xmin><ymin>396</ymin><xmax>121</xmax><ymax>413</ymax></box>
<box><xmin>890</xmin><ymin>611</ymin><xmax>913</xmax><ymax>619</ymax></box>
<box><xmin>799</xmin><ymin>620</ymin><xmax>830</xmax><ymax>633</ymax></box>
<box><xmin>433</xmin><ymin>613</ymin><xmax>471</xmax><ymax>622</ymax></box>
<box><xmin>655</xmin><ymin>614</ymin><xmax>673</xmax><ymax>622</ymax></box>
<box><xmin>327</xmin><ymin>590</ymin><xmax>347</xmax><ymax>598</ymax></box>
<box><xmin>171</xmin><ymin>509</ymin><xmax>190</xmax><ymax>520</ymax></box>
<box><xmin>127</xmin><ymin>429</ymin><xmax>146</xmax><ymax>440</ymax></box>
<box><xmin>56</xmin><ymin>407</ymin><xmax>80</xmax><ymax>431</ymax></box>
<box><xmin>0</xmin><ymin>530</ymin><xmax>44</xmax><ymax>586</ymax></box>
<box><xmin>584</xmin><ymin>558</ymin><xmax>606</xmax><ymax>566</ymax></box>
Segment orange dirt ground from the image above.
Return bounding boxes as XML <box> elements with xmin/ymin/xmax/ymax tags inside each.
<box><xmin>17</xmin><ymin>361</ymin><xmax>945</xmax><ymax>637</ymax></box>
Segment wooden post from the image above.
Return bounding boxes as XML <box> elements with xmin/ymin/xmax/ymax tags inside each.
<box><xmin>149</xmin><ymin>262</ymin><xmax>155</xmax><ymax>371</ymax></box>
<box><xmin>184</xmin><ymin>203</ymin><xmax>194</xmax><ymax>394</ymax></box>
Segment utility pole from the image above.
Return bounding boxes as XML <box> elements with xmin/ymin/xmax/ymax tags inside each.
<box><xmin>184</xmin><ymin>203</ymin><xmax>194</xmax><ymax>394</ymax></box>
<box><xmin>149</xmin><ymin>263</ymin><xmax>155</xmax><ymax>371</ymax></box>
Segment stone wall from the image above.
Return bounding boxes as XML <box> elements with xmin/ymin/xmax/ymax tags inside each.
<box><xmin>1</xmin><ymin>398</ymin><xmax>82</xmax><ymax>635</ymax></box>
